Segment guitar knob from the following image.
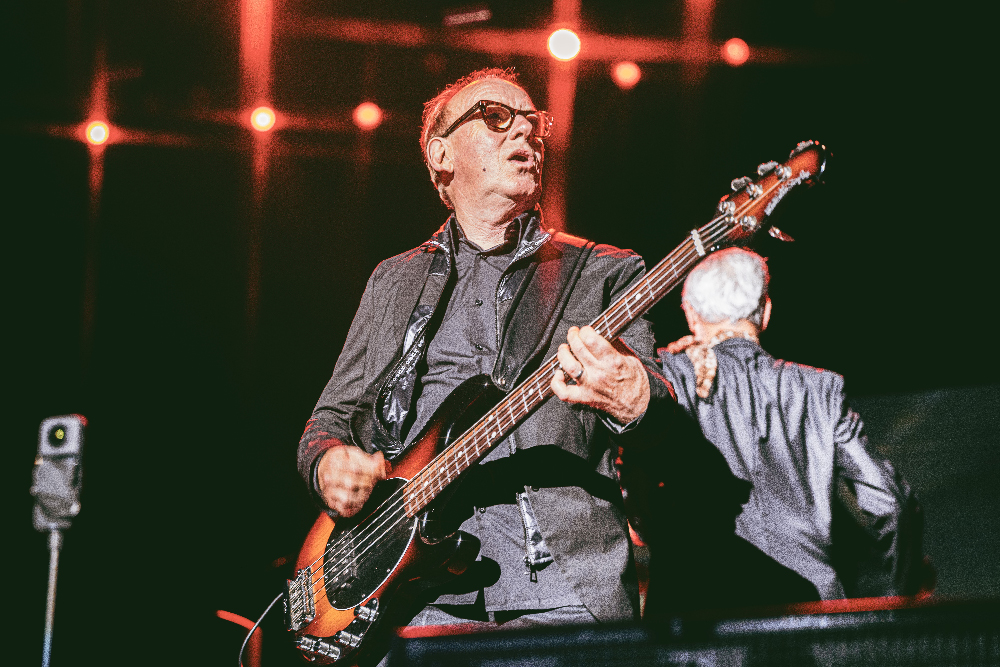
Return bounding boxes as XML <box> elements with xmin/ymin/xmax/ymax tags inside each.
<box><xmin>739</xmin><ymin>215</ymin><xmax>758</xmax><ymax>230</ymax></box>
<box><xmin>296</xmin><ymin>635</ymin><xmax>342</xmax><ymax>662</ymax></box>
<box><xmin>355</xmin><ymin>599</ymin><xmax>379</xmax><ymax>623</ymax></box>
<box><xmin>336</xmin><ymin>630</ymin><xmax>363</xmax><ymax>648</ymax></box>
<box><xmin>717</xmin><ymin>199</ymin><xmax>736</xmax><ymax>215</ymax></box>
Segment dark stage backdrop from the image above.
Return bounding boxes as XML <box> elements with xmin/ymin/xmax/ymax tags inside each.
<box><xmin>4</xmin><ymin>1</ymin><xmax>995</xmax><ymax>665</ymax></box>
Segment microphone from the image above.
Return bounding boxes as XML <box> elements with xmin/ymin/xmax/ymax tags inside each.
<box><xmin>31</xmin><ymin>414</ymin><xmax>87</xmax><ymax>532</ymax></box>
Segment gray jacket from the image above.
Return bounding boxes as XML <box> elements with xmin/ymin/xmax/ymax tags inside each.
<box><xmin>299</xmin><ymin>215</ymin><xmax>673</xmax><ymax>622</ymax></box>
<box><xmin>657</xmin><ymin>337</ymin><xmax>922</xmax><ymax>599</ymax></box>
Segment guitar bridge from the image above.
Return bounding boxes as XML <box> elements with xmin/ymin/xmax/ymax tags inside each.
<box><xmin>284</xmin><ymin>568</ymin><xmax>316</xmax><ymax>632</ymax></box>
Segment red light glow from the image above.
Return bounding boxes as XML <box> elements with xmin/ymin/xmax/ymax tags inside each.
<box><xmin>250</xmin><ymin>106</ymin><xmax>276</xmax><ymax>132</ymax></box>
<box><xmin>353</xmin><ymin>102</ymin><xmax>384</xmax><ymax>131</ymax></box>
<box><xmin>86</xmin><ymin>121</ymin><xmax>109</xmax><ymax>145</ymax></box>
<box><xmin>612</xmin><ymin>61</ymin><xmax>641</xmax><ymax>90</ymax></box>
<box><xmin>722</xmin><ymin>38</ymin><xmax>750</xmax><ymax>66</ymax></box>
<box><xmin>548</xmin><ymin>29</ymin><xmax>581</xmax><ymax>61</ymax></box>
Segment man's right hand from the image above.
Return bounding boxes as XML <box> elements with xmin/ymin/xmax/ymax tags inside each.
<box><xmin>317</xmin><ymin>446</ymin><xmax>390</xmax><ymax>518</ymax></box>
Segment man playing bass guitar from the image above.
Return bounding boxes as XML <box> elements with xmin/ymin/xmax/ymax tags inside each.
<box><xmin>297</xmin><ymin>68</ymin><xmax>675</xmax><ymax>638</ymax></box>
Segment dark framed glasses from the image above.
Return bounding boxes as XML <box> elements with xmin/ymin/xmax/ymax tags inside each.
<box><xmin>440</xmin><ymin>100</ymin><xmax>554</xmax><ymax>139</ymax></box>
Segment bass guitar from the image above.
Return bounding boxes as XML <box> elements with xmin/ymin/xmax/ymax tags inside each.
<box><xmin>285</xmin><ymin>140</ymin><xmax>828</xmax><ymax>664</ymax></box>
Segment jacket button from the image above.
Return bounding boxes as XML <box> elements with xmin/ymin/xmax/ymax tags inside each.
<box><xmin>474</xmin><ymin>298</ymin><xmax>483</xmax><ymax>306</ymax></box>
<box><xmin>479</xmin><ymin>506</ymin><xmax>486</xmax><ymax>514</ymax></box>
<box><xmin>531</xmin><ymin>486</ymin><xmax>539</xmax><ymax>492</ymax></box>
<box><xmin>475</xmin><ymin>343</ymin><xmax>485</xmax><ymax>351</ymax></box>
<box><xmin>498</xmin><ymin>376</ymin><xmax>506</xmax><ymax>386</ymax></box>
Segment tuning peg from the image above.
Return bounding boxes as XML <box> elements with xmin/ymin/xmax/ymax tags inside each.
<box><xmin>757</xmin><ymin>161</ymin><xmax>778</xmax><ymax>177</ymax></box>
<box><xmin>730</xmin><ymin>176</ymin><xmax>752</xmax><ymax>192</ymax></box>
<box><xmin>790</xmin><ymin>140</ymin><xmax>813</xmax><ymax>157</ymax></box>
<box><xmin>768</xmin><ymin>226</ymin><xmax>795</xmax><ymax>242</ymax></box>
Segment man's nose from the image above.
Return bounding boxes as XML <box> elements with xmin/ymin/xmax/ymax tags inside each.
<box><xmin>508</xmin><ymin>112</ymin><xmax>535</xmax><ymax>140</ymax></box>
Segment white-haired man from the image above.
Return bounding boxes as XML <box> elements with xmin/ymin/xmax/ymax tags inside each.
<box><xmin>641</xmin><ymin>247</ymin><xmax>924</xmax><ymax>612</ymax></box>
<box><xmin>299</xmin><ymin>68</ymin><xmax>671</xmax><ymax>643</ymax></box>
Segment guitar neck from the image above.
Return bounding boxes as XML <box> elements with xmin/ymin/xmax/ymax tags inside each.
<box><xmin>402</xmin><ymin>214</ymin><xmax>738</xmax><ymax>517</ymax></box>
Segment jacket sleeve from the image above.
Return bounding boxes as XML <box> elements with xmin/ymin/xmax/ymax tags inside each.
<box><xmin>599</xmin><ymin>251</ymin><xmax>682</xmax><ymax>453</ymax></box>
<box><xmin>830</xmin><ymin>376</ymin><xmax>925</xmax><ymax>596</ymax></box>
<box><xmin>297</xmin><ymin>265</ymin><xmax>381</xmax><ymax>505</ymax></box>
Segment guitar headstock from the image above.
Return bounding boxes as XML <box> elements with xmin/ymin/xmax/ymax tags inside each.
<box><xmin>715</xmin><ymin>140</ymin><xmax>829</xmax><ymax>244</ymax></box>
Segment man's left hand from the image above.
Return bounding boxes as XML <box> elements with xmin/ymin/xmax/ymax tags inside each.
<box><xmin>551</xmin><ymin>325</ymin><xmax>651</xmax><ymax>424</ymax></box>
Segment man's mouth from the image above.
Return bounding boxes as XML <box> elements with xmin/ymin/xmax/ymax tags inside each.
<box><xmin>508</xmin><ymin>149</ymin><xmax>536</xmax><ymax>166</ymax></box>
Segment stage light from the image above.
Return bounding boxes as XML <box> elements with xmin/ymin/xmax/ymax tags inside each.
<box><xmin>722</xmin><ymin>38</ymin><xmax>750</xmax><ymax>66</ymax></box>
<box><xmin>250</xmin><ymin>106</ymin><xmax>276</xmax><ymax>132</ymax></box>
<box><xmin>612</xmin><ymin>61</ymin><xmax>641</xmax><ymax>90</ymax></box>
<box><xmin>548</xmin><ymin>29</ymin><xmax>581</xmax><ymax>61</ymax></box>
<box><xmin>353</xmin><ymin>102</ymin><xmax>383</xmax><ymax>131</ymax></box>
<box><xmin>86</xmin><ymin>121</ymin><xmax>109</xmax><ymax>145</ymax></box>
<box><xmin>443</xmin><ymin>7</ymin><xmax>491</xmax><ymax>26</ymax></box>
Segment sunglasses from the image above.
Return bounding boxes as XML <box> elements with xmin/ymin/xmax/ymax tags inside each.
<box><xmin>440</xmin><ymin>100</ymin><xmax>554</xmax><ymax>139</ymax></box>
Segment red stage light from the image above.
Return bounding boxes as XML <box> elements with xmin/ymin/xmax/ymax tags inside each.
<box><xmin>612</xmin><ymin>61</ymin><xmax>641</xmax><ymax>90</ymax></box>
<box><xmin>250</xmin><ymin>106</ymin><xmax>276</xmax><ymax>132</ymax></box>
<box><xmin>722</xmin><ymin>38</ymin><xmax>750</xmax><ymax>66</ymax></box>
<box><xmin>86</xmin><ymin>121</ymin><xmax>109</xmax><ymax>145</ymax></box>
<box><xmin>353</xmin><ymin>102</ymin><xmax>383</xmax><ymax>131</ymax></box>
<box><xmin>548</xmin><ymin>29</ymin><xmax>581</xmax><ymax>61</ymax></box>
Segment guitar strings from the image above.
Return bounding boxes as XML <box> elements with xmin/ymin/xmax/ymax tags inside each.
<box><xmin>301</xmin><ymin>167</ymin><xmax>806</xmax><ymax>600</ymax></box>
<box><xmin>303</xmin><ymin>217</ymin><xmax>741</xmax><ymax>598</ymax></box>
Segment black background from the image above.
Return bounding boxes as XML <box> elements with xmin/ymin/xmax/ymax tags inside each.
<box><xmin>4</xmin><ymin>1</ymin><xmax>995</xmax><ymax>665</ymax></box>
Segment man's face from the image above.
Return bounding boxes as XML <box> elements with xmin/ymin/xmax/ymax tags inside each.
<box><xmin>442</xmin><ymin>79</ymin><xmax>545</xmax><ymax>212</ymax></box>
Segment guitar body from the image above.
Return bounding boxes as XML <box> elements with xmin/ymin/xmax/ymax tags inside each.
<box><xmin>289</xmin><ymin>375</ymin><xmax>504</xmax><ymax>665</ymax></box>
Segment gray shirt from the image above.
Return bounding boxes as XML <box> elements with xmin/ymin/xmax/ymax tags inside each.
<box><xmin>409</xmin><ymin>220</ymin><xmax>582</xmax><ymax>611</ymax></box>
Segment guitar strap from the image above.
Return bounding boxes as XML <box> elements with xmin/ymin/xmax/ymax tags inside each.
<box><xmin>351</xmin><ymin>247</ymin><xmax>453</xmax><ymax>458</ymax></box>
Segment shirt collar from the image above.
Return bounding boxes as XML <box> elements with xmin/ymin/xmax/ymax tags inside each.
<box><xmin>426</xmin><ymin>207</ymin><xmax>551</xmax><ymax>260</ymax></box>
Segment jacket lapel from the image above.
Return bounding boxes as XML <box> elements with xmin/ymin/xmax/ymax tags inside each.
<box><xmin>494</xmin><ymin>232</ymin><xmax>595</xmax><ymax>388</ymax></box>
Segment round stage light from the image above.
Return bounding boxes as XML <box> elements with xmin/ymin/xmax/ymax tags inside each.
<box><xmin>250</xmin><ymin>106</ymin><xmax>276</xmax><ymax>132</ymax></box>
<box><xmin>548</xmin><ymin>29</ymin><xmax>581</xmax><ymax>61</ymax></box>
<box><xmin>612</xmin><ymin>61</ymin><xmax>641</xmax><ymax>90</ymax></box>
<box><xmin>353</xmin><ymin>102</ymin><xmax>384</xmax><ymax>131</ymax></box>
<box><xmin>722</xmin><ymin>38</ymin><xmax>750</xmax><ymax>66</ymax></box>
<box><xmin>86</xmin><ymin>121</ymin><xmax>109</xmax><ymax>145</ymax></box>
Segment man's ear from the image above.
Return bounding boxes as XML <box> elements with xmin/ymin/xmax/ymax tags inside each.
<box><xmin>761</xmin><ymin>297</ymin><xmax>772</xmax><ymax>332</ymax></box>
<box><xmin>426</xmin><ymin>136</ymin><xmax>452</xmax><ymax>176</ymax></box>
<box><xmin>681</xmin><ymin>301</ymin><xmax>701</xmax><ymax>337</ymax></box>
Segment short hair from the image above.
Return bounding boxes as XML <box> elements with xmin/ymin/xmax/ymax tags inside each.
<box><xmin>682</xmin><ymin>248</ymin><xmax>770</xmax><ymax>327</ymax></box>
<box><xmin>419</xmin><ymin>67</ymin><xmax>521</xmax><ymax>208</ymax></box>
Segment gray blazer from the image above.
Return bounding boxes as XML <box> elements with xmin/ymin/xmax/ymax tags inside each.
<box><xmin>658</xmin><ymin>337</ymin><xmax>921</xmax><ymax>599</ymax></box>
<box><xmin>299</xmin><ymin>215</ymin><xmax>674</xmax><ymax>622</ymax></box>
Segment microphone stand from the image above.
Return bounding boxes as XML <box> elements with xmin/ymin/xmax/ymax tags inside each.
<box><xmin>42</xmin><ymin>530</ymin><xmax>63</xmax><ymax>667</ymax></box>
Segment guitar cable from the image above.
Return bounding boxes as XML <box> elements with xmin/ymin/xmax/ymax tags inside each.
<box><xmin>238</xmin><ymin>591</ymin><xmax>284</xmax><ymax>667</ymax></box>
